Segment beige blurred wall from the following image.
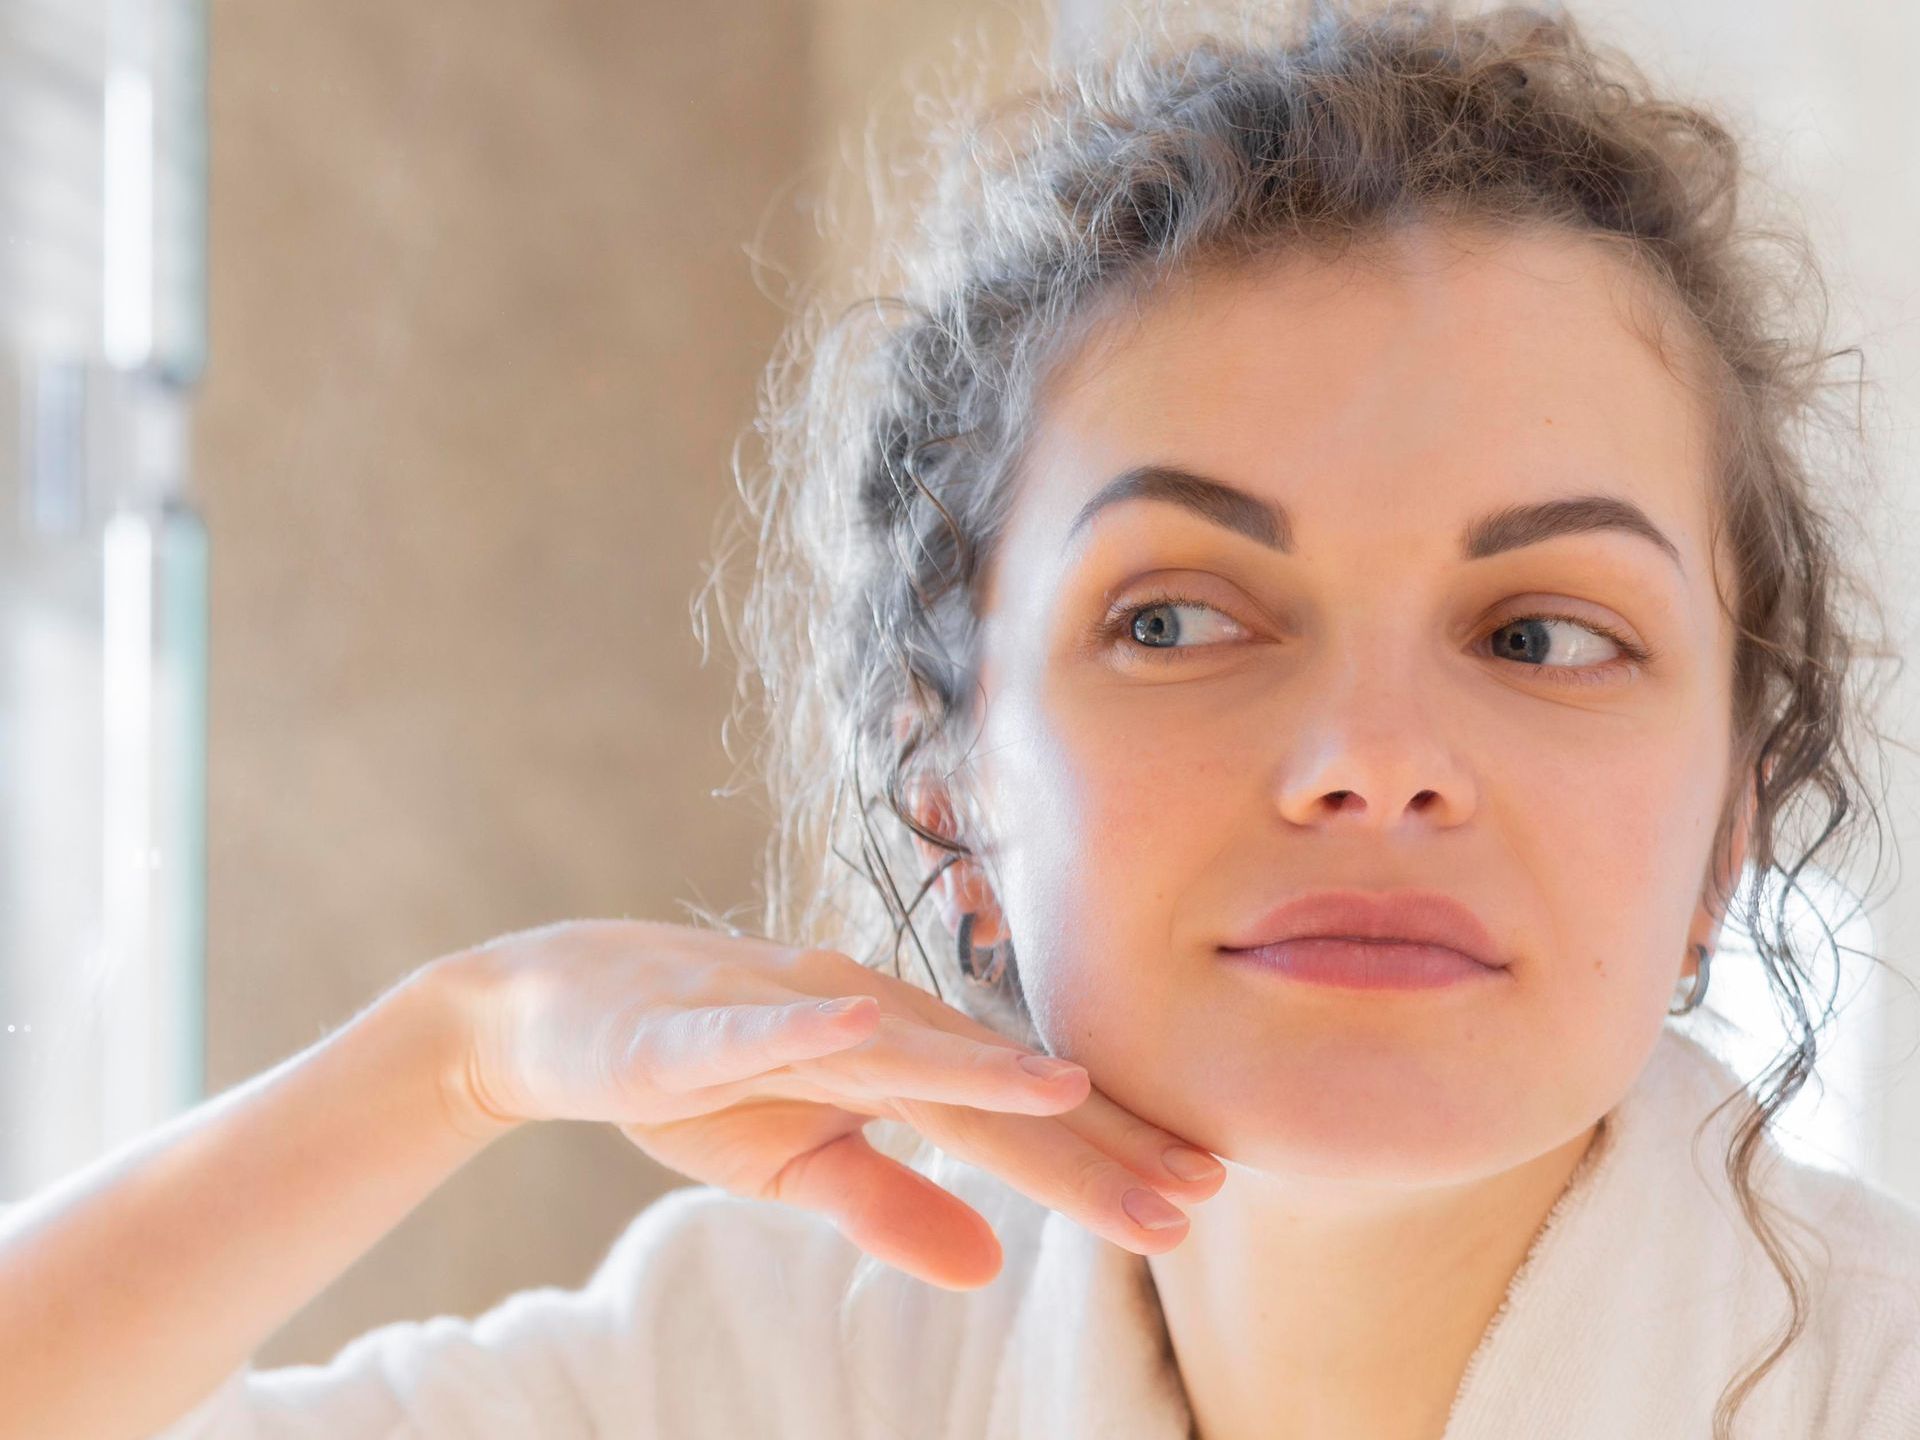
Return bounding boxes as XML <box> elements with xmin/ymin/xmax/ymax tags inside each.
<box><xmin>198</xmin><ymin>0</ymin><xmax>1052</xmax><ymax>1368</ymax></box>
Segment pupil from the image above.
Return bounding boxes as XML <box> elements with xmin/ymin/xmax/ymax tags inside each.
<box><xmin>1500</xmin><ymin>619</ymin><xmax>1548</xmax><ymax>661</ymax></box>
<box><xmin>1134</xmin><ymin>607</ymin><xmax>1176</xmax><ymax>645</ymax></box>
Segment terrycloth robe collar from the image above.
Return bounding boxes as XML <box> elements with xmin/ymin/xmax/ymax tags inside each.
<box><xmin>847</xmin><ymin>1024</ymin><xmax>1883</xmax><ymax>1440</ymax></box>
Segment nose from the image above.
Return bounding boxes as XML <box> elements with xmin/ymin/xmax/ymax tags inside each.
<box><xmin>1271</xmin><ymin>656</ymin><xmax>1475</xmax><ymax>831</ymax></box>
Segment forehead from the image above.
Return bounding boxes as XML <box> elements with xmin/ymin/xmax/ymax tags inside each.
<box><xmin>995</xmin><ymin>226</ymin><xmax>1718</xmax><ymax>593</ymax></box>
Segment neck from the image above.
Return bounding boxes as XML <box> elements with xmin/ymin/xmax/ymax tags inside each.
<box><xmin>1145</xmin><ymin>1118</ymin><xmax>1604</xmax><ymax>1440</ymax></box>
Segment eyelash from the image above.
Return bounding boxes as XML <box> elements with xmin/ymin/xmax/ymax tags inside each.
<box><xmin>1097</xmin><ymin>590</ymin><xmax>1657</xmax><ymax>688</ymax></box>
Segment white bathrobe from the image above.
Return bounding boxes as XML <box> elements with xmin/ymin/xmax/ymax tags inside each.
<box><xmin>152</xmin><ymin>1024</ymin><xmax>1920</xmax><ymax>1438</ymax></box>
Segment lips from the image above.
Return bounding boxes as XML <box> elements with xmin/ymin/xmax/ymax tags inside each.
<box><xmin>1219</xmin><ymin>889</ymin><xmax>1509</xmax><ymax>969</ymax></box>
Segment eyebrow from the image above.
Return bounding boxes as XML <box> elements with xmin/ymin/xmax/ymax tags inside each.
<box><xmin>1064</xmin><ymin>464</ymin><xmax>1685</xmax><ymax>574</ymax></box>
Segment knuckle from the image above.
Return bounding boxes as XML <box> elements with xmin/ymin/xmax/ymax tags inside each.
<box><xmin>779</xmin><ymin>945</ymin><xmax>864</xmax><ymax>986</ymax></box>
<box><xmin>606</xmin><ymin>1028</ymin><xmax>664</xmax><ymax>1100</ymax></box>
<box><xmin>756</xmin><ymin>948</ymin><xmax>805</xmax><ymax>980</ymax></box>
<box><xmin>672</xmin><ymin>1006</ymin><xmax>745</xmax><ymax>1088</ymax></box>
<box><xmin>966</xmin><ymin>1040</ymin><xmax>1019</xmax><ymax>1078</ymax></box>
<box><xmin>1064</xmin><ymin>1148</ymin><xmax>1117</xmax><ymax>1208</ymax></box>
<box><xmin>613</xmin><ymin>1006</ymin><xmax>714</xmax><ymax>1098</ymax></box>
<box><xmin>761</xmin><ymin>1134</ymin><xmax>842</xmax><ymax>1210</ymax></box>
<box><xmin>807</xmin><ymin>1041</ymin><xmax>871</xmax><ymax>1089</ymax></box>
<box><xmin>914</xmin><ymin>1094</ymin><xmax>981</xmax><ymax>1147</ymax></box>
<box><xmin>757</xmin><ymin>1146</ymin><xmax>806</xmax><ymax>1206</ymax></box>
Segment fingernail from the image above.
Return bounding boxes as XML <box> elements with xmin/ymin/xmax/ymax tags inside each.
<box><xmin>1018</xmin><ymin>1054</ymin><xmax>1083</xmax><ymax>1081</ymax></box>
<box><xmin>1161</xmin><ymin>1145</ymin><xmax>1222</xmax><ymax>1182</ymax></box>
<box><xmin>1122</xmin><ymin>1187</ymin><xmax>1187</xmax><ymax>1231</ymax></box>
<box><xmin>819</xmin><ymin>996</ymin><xmax>870</xmax><ymax>1015</ymax></box>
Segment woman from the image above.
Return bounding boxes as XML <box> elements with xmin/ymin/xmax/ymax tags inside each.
<box><xmin>5</xmin><ymin>3</ymin><xmax>1915</xmax><ymax>1438</ymax></box>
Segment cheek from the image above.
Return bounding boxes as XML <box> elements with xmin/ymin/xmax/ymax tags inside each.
<box><xmin>973</xmin><ymin>682</ymin><xmax>1235</xmax><ymax>1042</ymax></box>
<box><xmin>1519</xmin><ymin>721</ymin><xmax>1723</xmax><ymax>948</ymax></box>
<box><xmin>1492</xmin><ymin>710</ymin><xmax>1727</xmax><ymax>1093</ymax></box>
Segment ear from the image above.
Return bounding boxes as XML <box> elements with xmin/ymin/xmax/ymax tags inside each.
<box><xmin>902</xmin><ymin>771</ymin><xmax>1010</xmax><ymax>948</ymax></box>
<box><xmin>893</xmin><ymin>697</ymin><xmax>1009</xmax><ymax>948</ymax></box>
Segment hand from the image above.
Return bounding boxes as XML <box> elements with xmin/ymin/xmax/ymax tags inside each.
<box><xmin>426</xmin><ymin>918</ymin><xmax>1225</xmax><ymax>1290</ymax></box>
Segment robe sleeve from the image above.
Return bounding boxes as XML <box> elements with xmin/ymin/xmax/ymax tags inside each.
<box><xmin>144</xmin><ymin>1184</ymin><xmax>869</xmax><ymax>1440</ymax></box>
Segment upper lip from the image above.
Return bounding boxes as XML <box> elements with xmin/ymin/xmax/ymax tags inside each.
<box><xmin>1220</xmin><ymin>889</ymin><xmax>1509</xmax><ymax>969</ymax></box>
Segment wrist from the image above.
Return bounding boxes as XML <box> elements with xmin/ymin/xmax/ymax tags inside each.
<box><xmin>405</xmin><ymin>953</ymin><xmax>529</xmax><ymax>1145</ymax></box>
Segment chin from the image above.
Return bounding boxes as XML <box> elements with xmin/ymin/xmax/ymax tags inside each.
<box><xmin>1117</xmin><ymin>1041</ymin><xmax>1550</xmax><ymax>1188</ymax></box>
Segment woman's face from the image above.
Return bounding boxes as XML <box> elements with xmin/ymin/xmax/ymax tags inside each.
<box><xmin>954</xmin><ymin>226</ymin><xmax>1748</xmax><ymax>1183</ymax></box>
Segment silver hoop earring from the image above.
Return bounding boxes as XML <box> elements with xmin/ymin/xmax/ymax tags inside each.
<box><xmin>1668</xmin><ymin>941</ymin><xmax>1712</xmax><ymax>1016</ymax></box>
<box><xmin>957</xmin><ymin>910</ymin><xmax>1011</xmax><ymax>987</ymax></box>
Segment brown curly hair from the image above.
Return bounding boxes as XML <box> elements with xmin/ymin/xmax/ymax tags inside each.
<box><xmin>688</xmin><ymin>3</ymin><xmax>1907</xmax><ymax>1433</ymax></box>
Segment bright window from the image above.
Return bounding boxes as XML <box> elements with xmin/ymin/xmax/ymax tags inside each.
<box><xmin>1678</xmin><ymin>862</ymin><xmax>1889</xmax><ymax>1184</ymax></box>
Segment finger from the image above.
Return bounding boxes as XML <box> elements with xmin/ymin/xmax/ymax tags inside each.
<box><xmin>777</xmin><ymin>948</ymin><xmax>1031</xmax><ymax>1052</ymax></box>
<box><xmin>785</xmin><ymin>1010</ymin><xmax>1095</xmax><ymax>1116</ymax></box>
<box><xmin>833</xmin><ymin>1064</ymin><xmax>1226</xmax><ymax>1214</ymax></box>
<box><xmin>771</xmin><ymin>1128</ymin><xmax>1006</xmax><ymax>1291</ymax></box>
<box><xmin>641</xmin><ymin>1007</ymin><xmax>1094</xmax><ymax>1120</ymax></box>
<box><xmin>774</xmin><ymin>952</ymin><xmax>1226</xmax><ymax>1201</ymax></box>
<box><xmin>1003</xmin><ymin>1075</ymin><xmax>1227</xmax><ymax>1199</ymax></box>
<box><xmin>895</xmin><ymin>1097</ymin><xmax>1217</xmax><ymax>1256</ymax></box>
<box><xmin>629</xmin><ymin>996</ymin><xmax>887</xmax><ymax>1094</ymax></box>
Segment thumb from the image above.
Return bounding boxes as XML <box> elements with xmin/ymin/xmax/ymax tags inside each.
<box><xmin>779</xmin><ymin>1129</ymin><xmax>1005</xmax><ymax>1292</ymax></box>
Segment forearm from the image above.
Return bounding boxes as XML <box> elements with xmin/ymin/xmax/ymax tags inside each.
<box><xmin>0</xmin><ymin>957</ymin><xmax>519</xmax><ymax>1439</ymax></box>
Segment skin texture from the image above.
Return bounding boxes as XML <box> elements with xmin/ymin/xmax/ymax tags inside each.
<box><xmin>910</xmin><ymin>224</ymin><xmax>1755</xmax><ymax>1440</ymax></box>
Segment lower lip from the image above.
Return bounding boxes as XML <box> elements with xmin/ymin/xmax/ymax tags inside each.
<box><xmin>1222</xmin><ymin>938</ymin><xmax>1499</xmax><ymax>990</ymax></box>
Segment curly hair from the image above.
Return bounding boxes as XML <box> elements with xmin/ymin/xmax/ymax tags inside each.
<box><xmin>689</xmin><ymin>3</ymin><xmax>1907</xmax><ymax>1433</ymax></box>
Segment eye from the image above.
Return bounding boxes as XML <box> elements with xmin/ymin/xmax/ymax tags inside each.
<box><xmin>1097</xmin><ymin>591</ymin><xmax>1251</xmax><ymax>663</ymax></box>
<box><xmin>1097</xmin><ymin>589</ymin><xmax>1654</xmax><ymax>687</ymax></box>
<box><xmin>1481</xmin><ymin>612</ymin><xmax>1653</xmax><ymax>688</ymax></box>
